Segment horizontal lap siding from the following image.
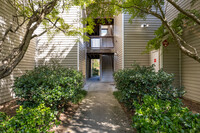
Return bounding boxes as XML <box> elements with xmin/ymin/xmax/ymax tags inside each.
<box><xmin>166</xmin><ymin>0</ymin><xmax>200</xmax><ymax>102</ymax></box>
<box><xmin>182</xmin><ymin>25</ymin><xmax>200</xmax><ymax>102</ymax></box>
<box><xmin>163</xmin><ymin>44</ymin><xmax>180</xmax><ymax>87</ymax></box>
<box><xmin>124</xmin><ymin>14</ymin><xmax>161</xmax><ymax>68</ymax></box>
<box><xmin>36</xmin><ymin>7</ymin><xmax>80</xmax><ymax>69</ymax></box>
<box><xmin>0</xmin><ymin>0</ymin><xmax>35</xmax><ymax>104</ymax></box>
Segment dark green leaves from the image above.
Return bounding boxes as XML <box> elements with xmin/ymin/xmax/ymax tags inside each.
<box><xmin>113</xmin><ymin>64</ymin><xmax>185</xmax><ymax>109</ymax></box>
<box><xmin>13</xmin><ymin>65</ymin><xmax>86</xmax><ymax>111</ymax></box>
<box><xmin>133</xmin><ymin>95</ymin><xmax>200</xmax><ymax>132</ymax></box>
<box><xmin>0</xmin><ymin>104</ymin><xmax>58</xmax><ymax>133</ymax></box>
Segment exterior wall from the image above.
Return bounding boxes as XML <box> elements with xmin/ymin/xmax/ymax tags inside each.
<box><xmin>86</xmin><ymin>56</ymin><xmax>90</xmax><ymax>79</ymax></box>
<box><xmin>0</xmin><ymin>0</ymin><xmax>35</xmax><ymax>104</ymax></box>
<box><xmin>36</xmin><ymin>7</ymin><xmax>81</xmax><ymax>69</ymax></box>
<box><xmin>182</xmin><ymin>25</ymin><xmax>200</xmax><ymax>102</ymax></box>
<box><xmin>79</xmin><ymin>40</ymin><xmax>86</xmax><ymax>78</ymax></box>
<box><xmin>79</xmin><ymin>9</ymin><xmax>86</xmax><ymax>78</ymax></box>
<box><xmin>163</xmin><ymin>44</ymin><xmax>180</xmax><ymax>86</ymax></box>
<box><xmin>114</xmin><ymin>14</ymin><xmax>123</xmax><ymax>71</ymax></box>
<box><xmin>124</xmin><ymin>14</ymin><xmax>161</xmax><ymax>68</ymax></box>
<box><xmin>165</xmin><ymin>0</ymin><xmax>200</xmax><ymax>102</ymax></box>
<box><xmin>101</xmin><ymin>55</ymin><xmax>114</xmax><ymax>82</ymax></box>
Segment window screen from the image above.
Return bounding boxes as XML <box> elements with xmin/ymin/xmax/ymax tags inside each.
<box><xmin>91</xmin><ymin>38</ymin><xmax>101</xmax><ymax>47</ymax></box>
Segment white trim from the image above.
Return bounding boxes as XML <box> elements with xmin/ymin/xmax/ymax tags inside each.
<box><xmin>35</xmin><ymin>38</ymin><xmax>38</xmax><ymax>67</ymax></box>
<box><xmin>77</xmin><ymin>42</ymin><xmax>80</xmax><ymax>71</ymax></box>
<box><xmin>100</xmin><ymin>54</ymin><xmax>102</xmax><ymax>81</ymax></box>
<box><xmin>77</xmin><ymin>6</ymin><xmax>81</xmax><ymax>71</ymax></box>
<box><xmin>179</xmin><ymin>50</ymin><xmax>182</xmax><ymax>87</ymax></box>
<box><xmin>122</xmin><ymin>13</ymin><xmax>125</xmax><ymax>69</ymax></box>
<box><xmin>160</xmin><ymin>45</ymin><xmax>163</xmax><ymax>69</ymax></box>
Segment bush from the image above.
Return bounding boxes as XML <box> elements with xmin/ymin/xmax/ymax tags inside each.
<box><xmin>92</xmin><ymin>68</ymin><xmax>99</xmax><ymax>76</ymax></box>
<box><xmin>0</xmin><ymin>104</ymin><xmax>59</xmax><ymax>133</ymax></box>
<box><xmin>113</xmin><ymin>91</ymin><xmax>123</xmax><ymax>102</ymax></box>
<box><xmin>133</xmin><ymin>95</ymin><xmax>200</xmax><ymax>132</ymax></box>
<box><xmin>13</xmin><ymin>66</ymin><xmax>86</xmax><ymax>110</ymax></box>
<box><xmin>113</xmin><ymin>64</ymin><xmax>184</xmax><ymax>108</ymax></box>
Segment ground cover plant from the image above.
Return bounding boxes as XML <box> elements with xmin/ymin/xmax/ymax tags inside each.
<box><xmin>0</xmin><ymin>65</ymin><xmax>87</xmax><ymax>132</ymax></box>
<box><xmin>113</xmin><ymin>64</ymin><xmax>200</xmax><ymax>132</ymax></box>
<box><xmin>133</xmin><ymin>95</ymin><xmax>200</xmax><ymax>132</ymax></box>
<box><xmin>0</xmin><ymin>104</ymin><xmax>59</xmax><ymax>133</ymax></box>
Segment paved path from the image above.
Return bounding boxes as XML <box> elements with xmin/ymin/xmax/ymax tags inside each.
<box><xmin>60</xmin><ymin>81</ymin><xmax>133</xmax><ymax>133</ymax></box>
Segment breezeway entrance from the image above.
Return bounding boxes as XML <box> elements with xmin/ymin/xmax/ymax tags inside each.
<box><xmin>87</xmin><ymin>54</ymin><xmax>114</xmax><ymax>82</ymax></box>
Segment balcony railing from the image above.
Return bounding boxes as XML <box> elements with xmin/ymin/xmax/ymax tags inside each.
<box><xmin>87</xmin><ymin>36</ymin><xmax>114</xmax><ymax>53</ymax></box>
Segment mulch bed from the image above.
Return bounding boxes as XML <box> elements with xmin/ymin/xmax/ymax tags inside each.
<box><xmin>182</xmin><ymin>98</ymin><xmax>200</xmax><ymax>113</ymax></box>
<box><xmin>0</xmin><ymin>99</ymin><xmax>19</xmax><ymax>117</ymax></box>
<box><xmin>0</xmin><ymin>99</ymin><xmax>80</xmax><ymax>131</ymax></box>
<box><xmin>0</xmin><ymin>99</ymin><xmax>80</xmax><ymax>133</ymax></box>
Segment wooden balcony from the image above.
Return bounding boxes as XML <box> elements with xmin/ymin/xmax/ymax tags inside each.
<box><xmin>87</xmin><ymin>36</ymin><xmax>114</xmax><ymax>54</ymax></box>
<box><xmin>87</xmin><ymin>47</ymin><xmax>114</xmax><ymax>54</ymax></box>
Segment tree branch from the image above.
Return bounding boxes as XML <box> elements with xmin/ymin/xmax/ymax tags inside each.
<box><xmin>156</xmin><ymin>0</ymin><xmax>165</xmax><ymax>19</ymax></box>
<box><xmin>167</xmin><ymin>0</ymin><xmax>200</xmax><ymax>25</ymax></box>
<box><xmin>44</xmin><ymin>17</ymin><xmax>68</xmax><ymax>34</ymax></box>
<box><xmin>31</xmin><ymin>18</ymin><xmax>60</xmax><ymax>39</ymax></box>
<box><xmin>105</xmin><ymin>1</ymin><xmax>200</xmax><ymax>63</ymax></box>
<box><xmin>162</xmin><ymin>20</ymin><xmax>200</xmax><ymax>63</ymax></box>
<box><xmin>0</xmin><ymin>0</ymin><xmax>59</xmax><ymax>79</ymax></box>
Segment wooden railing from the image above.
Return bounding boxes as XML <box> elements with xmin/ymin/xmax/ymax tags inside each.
<box><xmin>88</xmin><ymin>36</ymin><xmax>114</xmax><ymax>48</ymax></box>
<box><xmin>87</xmin><ymin>36</ymin><xmax>114</xmax><ymax>53</ymax></box>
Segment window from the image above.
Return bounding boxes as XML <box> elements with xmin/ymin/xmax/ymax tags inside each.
<box><xmin>101</xmin><ymin>29</ymin><xmax>108</xmax><ymax>36</ymax></box>
<box><xmin>91</xmin><ymin>38</ymin><xmax>101</xmax><ymax>47</ymax></box>
<box><xmin>100</xmin><ymin>25</ymin><xmax>113</xmax><ymax>36</ymax></box>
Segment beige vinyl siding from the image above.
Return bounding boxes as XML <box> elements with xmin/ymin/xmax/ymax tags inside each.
<box><xmin>114</xmin><ymin>14</ymin><xmax>123</xmax><ymax>71</ymax></box>
<box><xmin>36</xmin><ymin>7</ymin><xmax>81</xmax><ymax>69</ymax></box>
<box><xmin>165</xmin><ymin>0</ymin><xmax>200</xmax><ymax>102</ymax></box>
<box><xmin>124</xmin><ymin>14</ymin><xmax>161</xmax><ymax>68</ymax></box>
<box><xmin>163</xmin><ymin>45</ymin><xmax>180</xmax><ymax>86</ymax></box>
<box><xmin>0</xmin><ymin>0</ymin><xmax>35</xmax><ymax>104</ymax></box>
<box><xmin>182</xmin><ymin>25</ymin><xmax>200</xmax><ymax>102</ymax></box>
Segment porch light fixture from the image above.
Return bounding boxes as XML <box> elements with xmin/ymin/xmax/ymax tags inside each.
<box><xmin>141</xmin><ymin>24</ymin><xmax>149</xmax><ymax>27</ymax></box>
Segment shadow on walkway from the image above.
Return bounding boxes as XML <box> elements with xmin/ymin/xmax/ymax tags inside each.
<box><xmin>54</xmin><ymin>81</ymin><xmax>134</xmax><ymax>133</ymax></box>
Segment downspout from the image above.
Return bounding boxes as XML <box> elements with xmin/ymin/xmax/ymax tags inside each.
<box><xmin>77</xmin><ymin>6</ymin><xmax>81</xmax><ymax>71</ymax></box>
<box><xmin>122</xmin><ymin>13</ymin><xmax>125</xmax><ymax>69</ymax></box>
<box><xmin>179</xmin><ymin>50</ymin><xmax>182</xmax><ymax>87</ymax></box>
<box><xmin>160</xmin><ymin>45</ymin><xmax>164</xmax><ymax>69</ymax></box>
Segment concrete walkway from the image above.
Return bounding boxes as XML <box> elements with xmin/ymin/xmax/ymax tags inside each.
<box><xmin>65</xmin><ymin>81</ymin><xmax>133</xmax><ymax>133</ymax></box>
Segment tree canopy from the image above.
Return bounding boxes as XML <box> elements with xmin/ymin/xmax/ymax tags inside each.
<box><xmin>0</xmin><ymin>0</ymin><xmax>200</xmax><ymax>79</ymax></box>
<box><xmin>87</xmin><ymin>0</ymin><xmax>200</xmax><ymax>63</ymax></box>
<box><xmin>0</xmin><ymin>0</ymin><xmax>94</xmax><ymax>79</ymax></box>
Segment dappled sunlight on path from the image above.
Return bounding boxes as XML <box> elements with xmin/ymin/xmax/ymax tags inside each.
<box><xmin>55</xmin><ymin>82</ymin><xmax>133</xmax><ymax>133</ymax></box>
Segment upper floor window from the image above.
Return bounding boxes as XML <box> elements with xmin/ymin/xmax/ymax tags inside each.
<box><xmin>101</xmin><ymin>29</ymin><xmax>108</xmax><ymax>36</ymax></box>
<box><xmin>100</xmin><ymin>25</ymin><xmax>113</xmax><ymax>36</ymax></box>
<box><xmin>91</xmin><ymin>38</ymin><xmax>101</xmax><ymax>47</ymax></box>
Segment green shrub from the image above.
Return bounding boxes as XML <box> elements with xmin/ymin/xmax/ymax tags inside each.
<box><xmin>13</xmin><ymin>66</ymin><xmax>85</xmax><ymax>110</ymax></box>
<box><xmin>113</xmin><ymin>91</ymin><xmax>123</xmax><ymax>102</ymax></box>
<box><xmin>113</xmin><ymin>64</ymin><xmax>184</xmax><ymax>108</ymax></box>
<box><xmin>92</xmin><ymin>68</ymin><xmax>99</xmax><ymax>76</ymax></box>
<box><xmin>0</xmin><ymin>104</ymin><xmax>59</xmax><ymax>133</ymax></box>
<box><xmin>133</xmin><ymin>95</ymin><xmax>200</xmax><ymax>133</ymax></box>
